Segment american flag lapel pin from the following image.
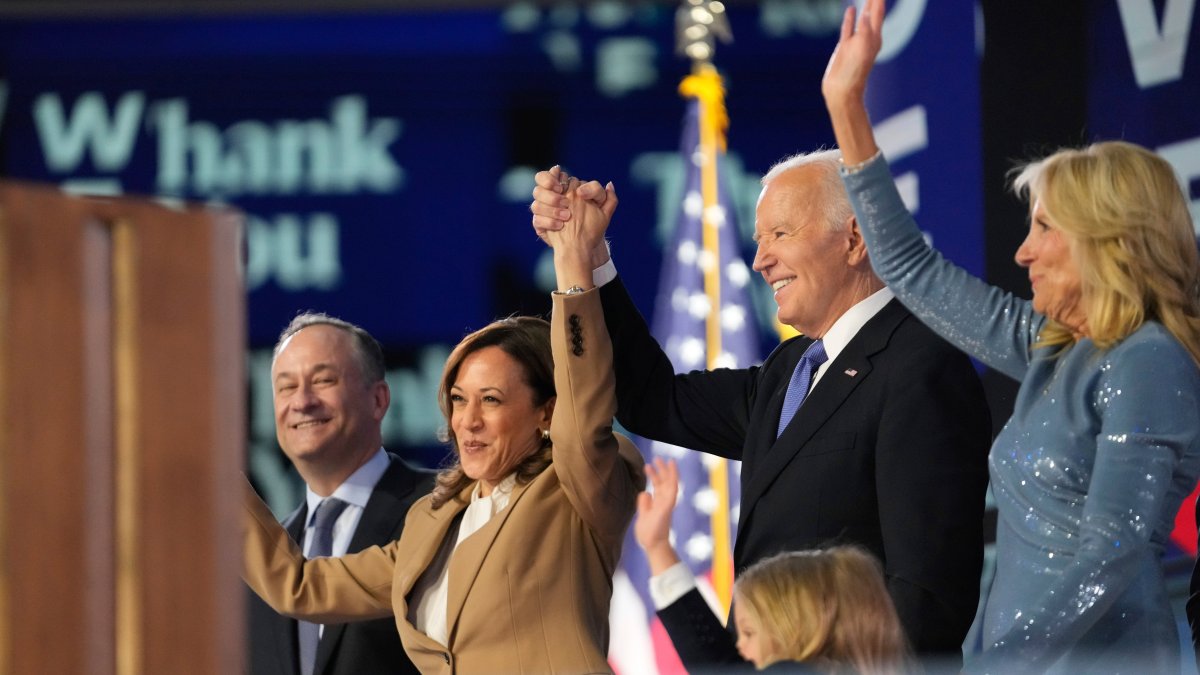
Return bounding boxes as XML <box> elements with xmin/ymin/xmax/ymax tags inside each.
<box><xmin>844</xmin><ymin>368</ymin><xmax>858</xmax><ymax>377</ymax></box>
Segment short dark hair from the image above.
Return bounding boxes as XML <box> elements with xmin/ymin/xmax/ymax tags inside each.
<box><xmin>273</xmin><ymin>312</ymin><xmax>386</xmax><ymax>384</ymax></box>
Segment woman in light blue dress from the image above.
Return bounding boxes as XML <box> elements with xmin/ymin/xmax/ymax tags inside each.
<box><xmin>821</xmin><ymin>1</ymin><xmax>1200</xmax><ymax>672</ymax></box>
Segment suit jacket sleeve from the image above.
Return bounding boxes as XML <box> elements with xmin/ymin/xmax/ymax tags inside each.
<box><xmin>656</xmin><ymin>588</ymin><xmax>743</xmax><ymax>669</ymax></box>
<box><xmin>551</xmin><ymin>288</ymin><xmax>644</xmax><ymax>545</ymax></box>
<box><xmin>242</xmin><ymin>477</ymin><xmax>397</xmax><ymax>623</ymax></box>
<box><xmin>599</xmin><ymin>276</ymin><xmax>758</xmax><ymax>459</ymax></box>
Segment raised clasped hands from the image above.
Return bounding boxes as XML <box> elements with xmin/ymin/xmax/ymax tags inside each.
<box><xmin>821</xmin><ymin>0</ymin><xmax>885</xmax><ymax>107</ymax></box>
<box><xmin>530</xmin><ymin>165</ymin><xmax>617</xmax><ymax>269</ymax></box>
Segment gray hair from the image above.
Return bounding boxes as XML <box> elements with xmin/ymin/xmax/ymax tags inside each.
<box><xmin>761</xmin><ymin>148</ymin><xmax>854</xmax><ymax>233</ymax></box>
<box><xmin>273</xmin><ymin>312</ymin><xmax>386</xmax><ymax>384</ymax></box>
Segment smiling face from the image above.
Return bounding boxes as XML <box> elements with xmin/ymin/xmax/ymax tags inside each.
<box><xmin>272</xmin><ymin>324</ymin><xmax>388</xmax><ymax>491</ymax></box>
<box><xmin>1015</xmin><ymin>199</ymin><xmax>1086</xmax><ymax>333</ymax></box>
<box><xmin>751</xmin><ymin>165</ymin><xmax>867</xmax><ymax>337</ymax></box>
<box><xmin>450</xmin><ymin>346</ymin><xmax>554</xmax><ymax>496</ymax></box>
<box><xmin>734</xmin><ymin>596</ymin><xmax>776</xmax><ymax>670</ymax></box>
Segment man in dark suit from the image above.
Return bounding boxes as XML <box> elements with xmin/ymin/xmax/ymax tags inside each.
<box><xmin>248</xmin><ymin>313</ymin><xmax>434</xmax><ymax>675</ymax></box>
<box><xmin>530</xmin><ymin>152</ymin><xmax>991</xmax><ymax>668</ymax></box>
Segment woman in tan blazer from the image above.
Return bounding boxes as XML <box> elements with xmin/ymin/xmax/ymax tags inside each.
<box><xmin>243</xmin><ymin>186</ymin><xmax>643</xmax><ymax>674</ymax></box>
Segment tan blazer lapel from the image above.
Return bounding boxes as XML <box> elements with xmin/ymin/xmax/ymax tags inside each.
<box><xmin>443</xmin><ymin>477</ymin><xmax>536</xmax><ymax>642</ymax></box>
<box><xmin>390</xmin><ymin>494</ymin><xmax>472</xmax><ymax>661</ymax></box>
<box><xmin>394</xmin><ymin>495</ymin><xmax>469</xmax><ymax>607</ymax></box>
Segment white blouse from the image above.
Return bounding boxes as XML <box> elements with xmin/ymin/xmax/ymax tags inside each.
<box><xmin>408</xmin><ymin>474</ymin><xmax>517</xmax><ymax>646</ymax></box>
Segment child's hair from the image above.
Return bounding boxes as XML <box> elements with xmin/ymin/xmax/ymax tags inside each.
<box><xmin>734</xmin><ymin>545</ymin><xmax>911</xmax><ymax>673</ymax></box>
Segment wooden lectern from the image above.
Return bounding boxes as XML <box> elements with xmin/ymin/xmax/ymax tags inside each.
<box><xmin>0</xmin><ymin>182</ymin><xmax>245</xmax><ymax>674</ymax></box>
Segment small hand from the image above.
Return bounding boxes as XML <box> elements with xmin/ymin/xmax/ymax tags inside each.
<box><xmin>634</xmin><ymin>458</ymin><xmax>680</xmax><ymax>557</ymax></box>
<box><xmin>821</xmin><ymin>0</ymin><xmax>885</xmax><ymax>106</ymax></box>
<box><xmin>530</xmin><ymin>165</ymin><xmax>575</xmax><ymax>244</ymax></box>
<box><xmin>545</xmin><ymin>188</ymin><xmax>611</xmax><ymax>256</ymax></box>
<box><xmin>530</xmin><ymin>166</ymin><xmax>617</xmax><ymax>245</ymax></box>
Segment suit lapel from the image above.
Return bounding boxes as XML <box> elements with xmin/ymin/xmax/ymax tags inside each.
<box><xmin>442</xmin><ymin>478</ymin><xmax>535</xmax><ymax>644</ymax></box>
<box><xmin>739</xmin><ymin>349</ymin><xmax>873</xmax><ymax>524</ymax></box>
<box><xmin>346</xmin><ymin>459</ymin><xmax>418</xmax><ymax>554</ymax></box>
<box><xmin>393</xmin><ymin>491</ymin><xmax>469</xmax><ymax>612</ymax></box>
<box><xmin>738</xmin><ymin>300</ymin><xmax>907</xmax><ymax>547</ymax></box>
<box><xmin>377</xmin><ymin>489</ymin><xmax>469</xmax><ymax>659</ymax></box>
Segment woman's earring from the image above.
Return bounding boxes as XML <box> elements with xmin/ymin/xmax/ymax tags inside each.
<box><xmin>541</xmin><ymin>428</ymin><xmax>551</xmax><ymax>441</ymax></box>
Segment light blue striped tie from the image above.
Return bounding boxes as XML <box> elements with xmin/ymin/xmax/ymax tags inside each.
<box><xmin>777</xmin><ymin>339</ymin><xmax>827</xmax><ymax>438</ymax></box>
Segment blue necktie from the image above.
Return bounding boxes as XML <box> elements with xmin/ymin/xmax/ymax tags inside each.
<box><xmin>777</xmin><ymin>339</ymin><xmax>827</xmax><ymax>438</ymax></box>
<box><xmin>298</xmin><ymin>497</ymin><xmax>350</xmax><ymax>675</ymax></box>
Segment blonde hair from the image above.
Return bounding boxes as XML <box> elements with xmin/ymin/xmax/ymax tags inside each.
<box><xmin>734</xmin><ymin>546</ymin><xmax>910</xmax><ymax>674</ymax></box>
<box><xmin>1011</xmin><ymin>141</ymin><xmax>1200</xmax><ymax>365</ymax></box>
<box><xmin>429</xmin><ymin>316</ymin><xmax>555</xmax><ymax>509</ymax></box>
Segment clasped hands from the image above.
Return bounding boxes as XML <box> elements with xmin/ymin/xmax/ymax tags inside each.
<box><xmin>530</xmin><ymin>166</ymin><xmax>617</xmax><ymax>270</ymax></box>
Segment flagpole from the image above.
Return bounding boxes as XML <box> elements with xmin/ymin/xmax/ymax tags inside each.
<box><xmin>676</xmin><ymin>0</ymin><xmax>735</xmax><ymax>615</ymax></box>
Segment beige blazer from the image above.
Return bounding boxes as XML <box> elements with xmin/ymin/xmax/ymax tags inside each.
<box><xmin>243</xmin><ymin>290</ymin><xmax>644</xmax><ymax>674</ymax></box>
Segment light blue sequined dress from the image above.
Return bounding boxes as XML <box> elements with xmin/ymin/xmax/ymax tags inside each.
<box><xmin>842</xmin><ymin>155</ymin><xmax>1200</xmax><ymax>673</ymax></box>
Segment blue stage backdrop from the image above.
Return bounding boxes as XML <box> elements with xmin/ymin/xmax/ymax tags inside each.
<box><xmin>1089</xmin><ymin>0</ymin><xmax>1200</xmax><ymax>233</ymax></box>
<box><xmin>0</xmin><ymin>6</ymin><xmax>849</xmax><ymax>508</ymax></box>
<box><xmin>1088</xmin><ymin>0</ymin><xmax>1200</xmax><ymax>559</ymax></box>
<box><xmin>864</xmin><ymin>0</ymin><xmax>984</xmax><ymax>280</ymax></box>
<box><xmin>2</xmin><ymin>5</ymin><xmax>1197</xmax><ymax>666</ymax></box>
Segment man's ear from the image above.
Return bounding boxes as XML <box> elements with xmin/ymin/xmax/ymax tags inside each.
<box><xmin>372</xmin><ymin>380</ymin><xmax>391</xmax><ymax>421</ymax></box>
<box><xmin>845</xmin><ymin>216</ymin><xmax>869</xmax><ymax>266</ymax></box>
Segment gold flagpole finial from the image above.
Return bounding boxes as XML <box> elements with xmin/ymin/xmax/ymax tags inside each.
<box><xmin>676</xmin><ymin>0</ymin><xmax>733</xmax><ymax>68</ymax></box>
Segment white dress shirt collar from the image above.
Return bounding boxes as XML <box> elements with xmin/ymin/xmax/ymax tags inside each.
<box><xmin>467</xmin><ymin>472</ymin><xmax>518</xmax><ymax>518</ymax></box>
<box><xmin>810</xmin><ymin>286</ymin><xmax>894</xmax><ymax>388</ymax></box>
<box><xmin>304</xmin><ymin>446</ymin><xmax>391</xmax><ymax>522</ymax></box>
<box><xmin>302</xmin><ymin>448</ymin><xmax>391</xmax><ymax>559</ymax></box>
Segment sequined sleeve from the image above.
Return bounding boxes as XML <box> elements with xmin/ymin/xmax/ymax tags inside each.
<box><xmin>840</xmin><ymin>155</ymin><xmax>1044</xmax><ymax>380</ymax></box>
<box><xmin>972</xmin><ymin>328</ymin><xmax>1200</xmax><ymax>671</ymax></box>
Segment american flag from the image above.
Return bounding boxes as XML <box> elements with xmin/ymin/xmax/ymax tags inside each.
<box><xmin>608</xmin><ymin>92</ymin><xmax>761</xmax><ymax>675</ymax></box>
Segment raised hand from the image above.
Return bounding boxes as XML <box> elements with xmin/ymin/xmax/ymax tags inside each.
<box><xmin>635</xmin><ymin>458</ymin><xmax>683</xmax><ymax>575</ymax></box>
<box><xmin>543</xmin><ymin>186</ymin><xmax>610</xmax><ymax>256</ymax></box>
<box><xmin>530</xmin><ymin>165</ymin><xmax>576</xmax><ymax>243</ymax></box>
<box><xmin>822</xmin><ymin>0</ymin><xmax>885</xmax><ymax>165</ymax></box>
<box><xmin>530</xmin><ymin>166</ymin><xmax>617</xmax><ymax>269</ymax></box>
<box><xmin>822</xmin><ymin>0</ymin><xmax>885</xmax><ymax>104</ymax></box>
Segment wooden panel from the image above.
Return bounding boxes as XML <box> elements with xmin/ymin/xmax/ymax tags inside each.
<box><xmin>112</xmin><ymin>202</ymin><xmax>245</xmax><ymax>675</ymax></box>
<box><xmin>0</xmin><ymin>182</ymin><xmax>245</xmax><ymax>674</ymax></box>
<box><xmin>0</xmin><ymin>184</ymin><xmax>113</xmax><ymax>675</ymax></box>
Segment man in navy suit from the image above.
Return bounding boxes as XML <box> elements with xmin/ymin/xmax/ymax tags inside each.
<box><xmin>531</xmin><ymin>153</ymin><xmax>991</xmax><ymax>668</ymax></box>
<box><xmin>248</xmin><ymin>313</ymin><xmax>433</xmax><ymax>675</ymax></box>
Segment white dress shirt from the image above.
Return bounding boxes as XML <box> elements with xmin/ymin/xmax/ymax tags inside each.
<box><xmin>300</xmin><ymin>448</ymin><xmax>391</xmax><ymax>639</ymax></box>
<box><xmin>301</xmin><ymin>447</ymin><xmax>391</xmax><ymax>559</ymax></box>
